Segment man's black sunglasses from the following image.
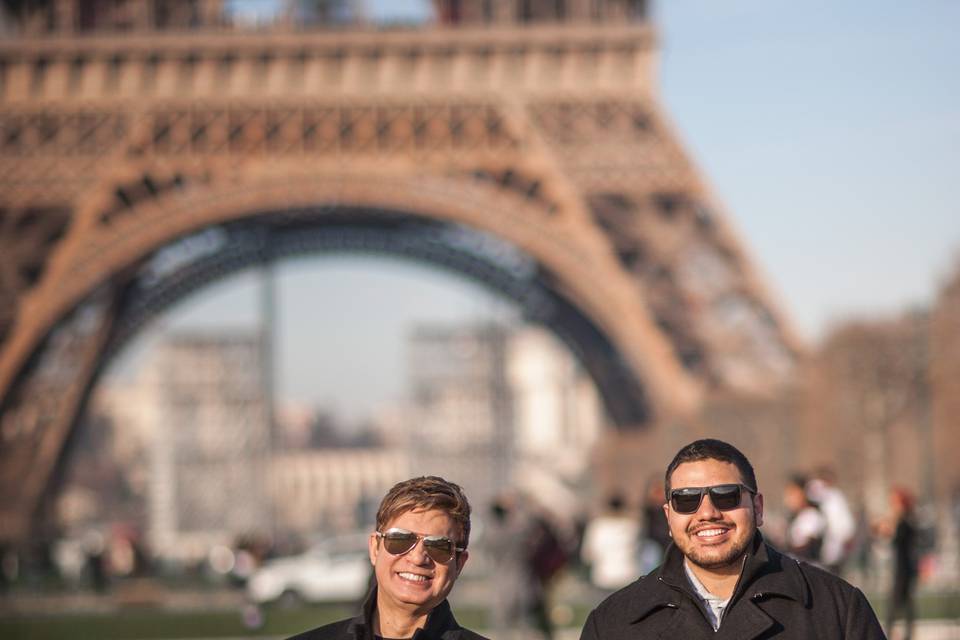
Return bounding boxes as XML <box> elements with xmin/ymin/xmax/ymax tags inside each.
<box><xmin>668</xmin><ymin>483</ymin><xmax>756</xmax><ymax>514</ymax></box>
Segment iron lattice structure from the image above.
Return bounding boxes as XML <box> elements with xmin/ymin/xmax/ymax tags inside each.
<box><xmin>0</xmin><ymin>0</ymin><xmax>801</xmax><ymax>542</ymax></box>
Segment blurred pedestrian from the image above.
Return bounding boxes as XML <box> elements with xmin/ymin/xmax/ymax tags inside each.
<box><xmin>807</xmin><ymin>467</ymin><xmax>856</xmax><ymax>575</ymax></box>
<box><xmin>783</xmin><ymin>474</ymin><xmax>826</xmax><ymax>564</ymax></box>
<box><xmin>640</xmin><ymin>475</ymin><xmax>671</xmax><ymax>572</ymax></box>
<box><xmin>485</xmin><ymin>495</ymin><xmax>533</xmax><ymax>639</ymax></box>
<box><xmin>877</xmin><ymin>487</ymin><xmax>919</xmax><ymax>640</ymax></box>
<box><xmin>82</xmin><ymin>529</ymin><xmax>108</xmax><ymax>593</ymax></box>
<box><xmin>527</xmin><ymin>510</ymin><xmax>568</xmax><ymax>640</ymax></box>
<box><xmin>287</xmin><ymin>476</ymin><xmax>488</xmax><ymax>639</ymax></box>
<box><xmin>0</xmin><ymin>544</ymin><xmax>11</xmax><ymax>593</ymax></box>
<box><xmin>580</xmin><ymin>493</ymin><xmax>639</xmax><ymax>590</ymax></box>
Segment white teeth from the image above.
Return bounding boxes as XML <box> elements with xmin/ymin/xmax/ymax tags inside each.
<box><xmin>398</xmin><ymin>572</ymin><xmax>429</xmax><ymax>582</ymax></box>
<box><xmin>696</xmin><ymin>529</ymin><xmax>727</xmax><ymax>538</ymax></box>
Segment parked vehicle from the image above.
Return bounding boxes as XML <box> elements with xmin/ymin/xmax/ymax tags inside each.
<box><xmin>247</xmin><ymin>536</ymin><xmax>371</xmax><ymax>605</ymax></box>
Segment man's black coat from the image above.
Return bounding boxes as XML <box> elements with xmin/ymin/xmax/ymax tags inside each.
<box><xmin>580</xmin><ymin>532</ymin><xmax>886</xmax><ymax>639</ymax></box>
<box><xmin>287</xmin><ymin>587</ymin><xmax>489</xmax><ymax>640</ymax></box>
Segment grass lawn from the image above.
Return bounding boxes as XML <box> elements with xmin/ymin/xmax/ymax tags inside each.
<box><xmin>0</xmin><ymin>603</ymin><xmax>355</xmax><ymax>640</ymax></box>
<box><xmin>1</xmin><ymin>593</ymin><xmax>956</xmax><ymax>639</ymax></box>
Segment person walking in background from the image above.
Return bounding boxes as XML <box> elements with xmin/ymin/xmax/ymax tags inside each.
<box><xmin>579</xmin><ymin>438</ymin><xmax>885</xmax><ymax>639</ymax></box>
<box><xmin>783</xmin><ymin>474</ymin><xmax>826</xmax><ymax>564</ymax></box>
<box><xmin>807</xmin><ymin>467</ymin><xmax>856</xmax><ymax>575</ymax></box>
<box><xmin>640</xmin><ymin>475</ymin><xmax>672</xmax><ymax>573</ymax></box>
<box><xmin>580</xmin><ymin>493</ymin><xmax>640</xmax><ymax>591</ymax></box>
<box><xmin>526</xmin><ymin>509</ymin><xmax>569</xmax><ymax>640</ymax></box>
<box><xmin>485</xmin><ymin>492</ymin><xmax>566</xmax><ymax>640</ymax></box>
<box><xmin>288</xmin><ymin>476</ymin><xmax>488</xmax><ymax>640</ymax></box>
<box><xmin>485</xmin><ymin>495</ymin><xmax>534</xmax><ymax>640</ymax></box>
<box><xmin>877</xmin><ymin>487</ymin><xmax>919</xmax><ymax>640</ymax></box>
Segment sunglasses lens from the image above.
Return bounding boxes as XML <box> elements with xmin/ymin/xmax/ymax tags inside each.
<box><xmin>382</xmin><ymin>531</ymin><xmax>417</xmax><ymax>556</ymax></box>
<box><xmin>709</xmin><ymin>484</ymin><xmax>742</xmax><ymax>510</ymax></box>
<box><xmin>423</xmin><ymin>537</ymin><xmax>455</xmax><ymax>563</ymax></box>
<box><xmin>671</xmin><ymin>488</ymin><xmax>703</xmax><ymax>513</ymax></box>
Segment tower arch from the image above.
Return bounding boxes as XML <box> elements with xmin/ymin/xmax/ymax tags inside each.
<box><xmin>0</xmin><ymin>4</ymin><xmax>801</xmax><ymax>541</ymax></box>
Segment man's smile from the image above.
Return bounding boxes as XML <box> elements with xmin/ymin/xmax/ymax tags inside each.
<box><xmin>689</xmin><ymin>521</ymin><xmax>734</xmax><ymax>541</ymax></box>
<box><xmin>694</xmin><ymin>527</ymin><xmax>730</xmax><ymax>539</ymax></box>
<box><xmin>397</xmin><ymin>571</ymin><xmax>432</xmax><ymax>584</ymax></box>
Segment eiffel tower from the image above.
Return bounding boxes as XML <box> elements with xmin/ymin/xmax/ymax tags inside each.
<box><xmin>0</xmin><ymin>0</ymin><xmax>801</xmax><ymax>542</ymax></box>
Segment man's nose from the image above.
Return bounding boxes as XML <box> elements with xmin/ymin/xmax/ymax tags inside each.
<box><xmin>697</xmin><ymin>493</ymin><xmax>723</xmax><ymax>518</ymax></box>
<box><xmin>407</xmin><ymin>540</ymin><xmax>433</xmax><ymax>564</ymax></box>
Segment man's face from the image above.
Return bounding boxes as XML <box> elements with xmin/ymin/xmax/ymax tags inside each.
<box><xmin>663</xmin><ymin>459</ymin><xmax>763</xmax><ymax>570</ymax></box>
<box><xmin>368</xmin><ymin>507</ymin><xmax>468</xmax><ymax>618</ymax></box>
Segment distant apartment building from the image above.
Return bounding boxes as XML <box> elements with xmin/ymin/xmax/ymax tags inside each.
<box><xmin>269</xmin><ymin>448</ymin><xmax>408</xmax><ymax>536</ymax></box>
<box><xmin>145</xmin><ymin>331</ymin><xmax>270</xmax><ymax>561</ymax></box>
<box><xmin>508</xmin><ymin>326</ymin><xmax>604</xmax><ymax>494</ymax></box>
<box><xmin>407</xmin><ymin>324</ymin><xmax>513</xmax><ymax>514</ymax></box>
<box><xmin>71</xmin><ymin>322</ymin><xmax>603</xmax><ymax>556</ymax></box>
<box><xmin>406</xmin><ymin>323</ymin><xmax>603</xmax><ymax>516</ymax></box>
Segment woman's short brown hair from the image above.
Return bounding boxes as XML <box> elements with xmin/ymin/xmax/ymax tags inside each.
<box><xmin>375</xmin><ymin>476</ymin><xmax>472</xmax><ymax>548</ymax></box>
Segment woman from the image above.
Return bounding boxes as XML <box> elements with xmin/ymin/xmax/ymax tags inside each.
<box><xmin>879</xmin><ymin>487</ymin><xmax>919</xmax><ymax>640</ymax></box>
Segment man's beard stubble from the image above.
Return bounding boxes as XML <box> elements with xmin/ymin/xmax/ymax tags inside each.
<box><xmin>682</xmin><ymin>521</ymin><xmax>755</xmax><ymax>570</ymax></box>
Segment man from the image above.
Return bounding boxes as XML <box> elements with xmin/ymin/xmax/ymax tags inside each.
<box><xmin>290</xmin><ymin>476</ymin><xmax>488</xmax><ymax>640</ymax></box>
<box><xmin>807</xmin><ymin>466</ymin><xmax>856</xmax><ymax>574</ymax></box>
<box><xmin>783</xmin><ymin>473</ymin><xmax>826</xmax><ymax>564</ymax></box>
<box><xmin>579</xmin><ymin>439</ymin><xmax>885</xmax><ymax>639</ymax></box>
<box><xmin>580</xmin><ymin>494</ymin><xmax>640</xmax><ymax>590</ymax></box>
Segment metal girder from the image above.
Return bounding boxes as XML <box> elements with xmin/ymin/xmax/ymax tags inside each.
<box><xmin>0</xmin><ymin>280</ymin><xmax>129</xmax><ymax>541</ymax></box>
<box><xmin>104</xmin><ymin>210</ymin><xmax>651</xmax><ymax>426</ymax></box>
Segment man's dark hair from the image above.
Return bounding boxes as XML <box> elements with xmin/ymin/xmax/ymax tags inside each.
<box><xmin>664</xmin><ymin>438</ymin><xmax>758</xmax><ymax>500</ymax></box>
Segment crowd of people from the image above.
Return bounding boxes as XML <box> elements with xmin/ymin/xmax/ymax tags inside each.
<box><xmin>781</xmin><ymin>470</ymin><xmax>922</xmax><ymax>639</ymax></box>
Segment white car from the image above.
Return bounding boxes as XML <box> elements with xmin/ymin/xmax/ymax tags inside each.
<box><xmin>247</xmin><ymin>539</ymin><xmax>371</xmax><ymax>605</ymax></box>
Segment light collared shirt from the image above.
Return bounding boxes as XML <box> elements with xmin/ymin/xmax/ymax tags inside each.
<box><xmin>683</xmin><ymin>559</ymin><xmax>733</xmax><ymax>631</ymax></box>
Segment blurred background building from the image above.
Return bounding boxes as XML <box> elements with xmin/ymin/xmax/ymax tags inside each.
<box><xmin>59</xmin><ymin>322</ymin><xmax>602</xmax><ymax>559</ymax></box>
<box><xmin>145</xmin><ymin>332</ymin><xmax>271</xmax><ymax>562</ymax></box>
<box><xmin>407</xmin><ymin>324</ymin><xmax>515</xmax><ymax>515</ymax></box>
<box><xmin>406</xmin><ymin>324</ymin><xmax>601</xmax><ymax>517</ymax></box>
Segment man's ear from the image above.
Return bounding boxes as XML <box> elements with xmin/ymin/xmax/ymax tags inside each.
<box><xmin>754</xmin><ymin>493</ymin><xmax>765</xmax><ymax>527</ymax></box>
<box><xmin>368</xmin><ymin>532</ymin><xmax>379</xmax><ymax>566</ymax></box>
<box><xmin>455</xmin><ymin>549</ymin><xmax>469</xmax><ymax>575</ymax></box>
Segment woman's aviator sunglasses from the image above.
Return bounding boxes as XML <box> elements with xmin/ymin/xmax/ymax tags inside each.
<box><xmin>376</xmin><ymin>528</ymin><xmax>464</xmax><ymax>564</ymax></box>
<box><xmin>669</xmin><ymin>483</ymin><xmax>756</xmax><ymax>514</ymax></box>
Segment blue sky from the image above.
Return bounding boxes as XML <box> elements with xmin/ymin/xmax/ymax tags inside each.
<box><xmin>117</xmin><ymin>1</ymin><xmax>960</xmax><ymax>419</ymax></box>
<box><xmin>656</xmin><ymin>0</ymin><xmax>959</xmax><ymax>336</ymax></box>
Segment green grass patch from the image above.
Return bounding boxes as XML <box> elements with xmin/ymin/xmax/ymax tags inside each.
<box><xmin>867</xmin><ymin>591</ymin><xmax>960</xmax><ymax>621</ymax></box>
<box><xmin>0</xmin><ymin>603</ymin><xmax>353</xmax><ymax>640</ymax></box>
<box><xmin>2</xmin><ymin>593</ymin><xmax>956</xmax><ymax>639</ymax></box>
